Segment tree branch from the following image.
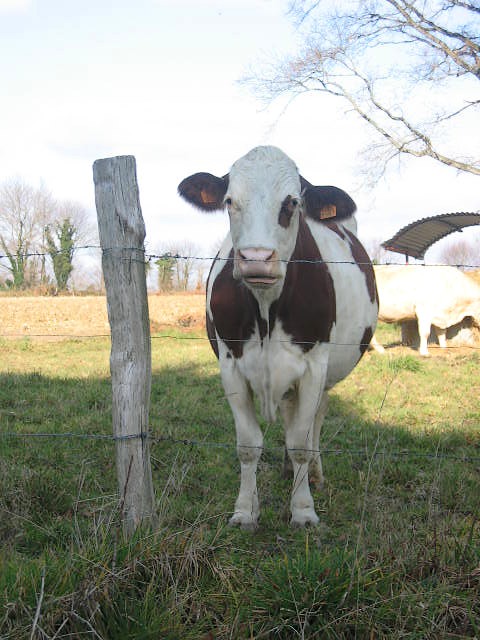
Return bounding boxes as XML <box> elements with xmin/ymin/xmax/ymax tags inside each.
<box><xmin>385</xmin><ymin>0</ymin><xmax>480</xmax><ymax>78</ymax></box>
<box><xmin>247</xmin><ymin>0</ymin><xmax>480</xmax><ymax>176</ymax></box>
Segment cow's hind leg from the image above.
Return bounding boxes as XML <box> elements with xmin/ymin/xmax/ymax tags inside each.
<box><xmin>309</xmin><ymin>393</ymin><xmax>328</xmax><ymax>490</ymax></box>
<box><xmin>435</xmin><ymin>326</ymin><xmax>447</xmax><ymax>349</ymax></box>
<box><xmin>280</xmin><ymin>390</ymin><xmax>295</xmax><ymax>479</ymax></box>
<box><xmin>369</xmin><ymin>334</ymin><xmax>386</xmax><ymax>354</ymax></box>
<box><xmin>221</xmin><ymin>363</ymin><xmax>263</xmax><ymax>530</ymax></box>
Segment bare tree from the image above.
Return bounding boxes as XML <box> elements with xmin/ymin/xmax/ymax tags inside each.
<box><xmin>246</xmin><ymin>0</ymin><xmax>480</xmax><ymax>178</ymax></box>
<box><xmin>0</xmin><ymin>178</ymin><xmax>55</xmax><ymax>288</ymax></box>
<box><xmin>0</xmin><ymin>177</ymin><xmax>98</xmax><ymax>290</ymax></box>
<box><xmin>361</xmin><ymin>236</ymin><xmax>400</xmax><ymax>264</ymax></box>
<box><xmin>156</xmin><ymin>241</ymin><xmax>201</xmax><ymax>291</ymax></box>
<box><xmin>43</xmin><ymin>200</ymin><xmax>98</xmax><ymax>291</ymax></box>
<box><xmin>54</xmin><ymin>200</ymin><xmax>97</xmax><ymax>247</ymax></box>
<box><xmin>437</xmin><ymin>236</ymin><xmax>480</xmax><ymax>269</ymax></box>
<box><xmin>156</xmin><ymin>254</ymin><xmax>175</xmax><ymax>292</ymax></box>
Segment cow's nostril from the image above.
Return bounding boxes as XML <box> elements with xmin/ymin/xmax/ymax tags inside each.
<box><xmin>239</xmin><ymin>248</ymin><xmax>275</xmax><ymax>262</ymax></box>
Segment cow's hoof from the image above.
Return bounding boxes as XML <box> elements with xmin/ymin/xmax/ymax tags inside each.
<box><xmin>290</xmin><ymin>508</ymin><xmax>319</xmax><ymax>528</ymax></box>
<box><xmin>229</xmin><ymin>512</ymin><xmax>258</xmax><ymax>531</ymax></box>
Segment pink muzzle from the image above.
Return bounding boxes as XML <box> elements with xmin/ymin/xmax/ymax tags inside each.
<box><xmin>235</xmin><ymin>248</ymin><xmax>280</xmax><ymax>287</ymax></box>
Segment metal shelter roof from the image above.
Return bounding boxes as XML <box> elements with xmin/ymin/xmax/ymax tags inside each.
<box><xmin>381</xmin><ymin>212</ymin><xmax>480</xmax><ymax>260</ymax></box>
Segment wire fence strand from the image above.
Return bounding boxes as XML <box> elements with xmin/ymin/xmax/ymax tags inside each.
<box><xmin>1</xmin><ymin>244</ymin><xmax>480</xmax><ymax>269</ymax></box>
<box><xmin>1</xmin><ymin>332</ymin><xmax>479</xmax><ymax>350</ymax></box>
<box><xmin>1</xmin><ymin>429</ymin><xmax>479</xmax><ymax>463</ymax></box>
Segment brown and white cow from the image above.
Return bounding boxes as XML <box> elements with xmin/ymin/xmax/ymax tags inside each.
<box><xmin>178</xmin><ymin>146</ymin><xmax>378</xmax><ymax>529</ymax></box>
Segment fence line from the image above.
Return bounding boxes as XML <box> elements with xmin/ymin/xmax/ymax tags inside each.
<box><xmin>2</xmin><ymin>429</ymin><xmax>479</xmax><ymax>463</ymax></box>
<box><xmin>1</xmin><ymin>331</ymin><xmax>479</xmax><ymax>350</ymax></box>
<box><xmin>1</xmin><ymin>244</ymin><xmax>480</xmax><ymax>269</ymax></box>
<box><xmin>3</xmin><ymin>245</ymin><xmax>478</xmax><ymax>346</ymax></box>
<box><xmin>1</xmin><ymin>243</ymin><xmax>479</xmax><ymax>479</ymax></box>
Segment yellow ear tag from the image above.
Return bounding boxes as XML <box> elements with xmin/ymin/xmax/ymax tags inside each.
<box><xmin>320</xmin><ymin>204</ymin><xmax>336</xmax><ymax>220</ymax></box>
<box><xmin>200</xmin><ymin>189</ymin><xmax>216</xmax><ymax>205</ymax></box>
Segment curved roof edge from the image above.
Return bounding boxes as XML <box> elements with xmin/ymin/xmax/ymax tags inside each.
<box><xmin>381</xmin><ymin>212</ymin><xmax>480</xmax><ymax>260</ymax></box>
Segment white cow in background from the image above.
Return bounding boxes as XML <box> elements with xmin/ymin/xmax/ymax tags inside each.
<box><xmin>372</xmin><ymin>265</ymin><xmax>480</xmax><ymax>356</ymax></box>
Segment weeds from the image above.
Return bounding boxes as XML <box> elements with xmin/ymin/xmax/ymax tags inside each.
<box><xmin>0</xmin><ymin>329</ymin><xmax>479</xmax><ymax>638</ymax></box>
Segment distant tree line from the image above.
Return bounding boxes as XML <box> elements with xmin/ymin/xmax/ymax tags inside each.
<box><xmin>154</xmin><ymin>241</ymin><xmax>210</xmax><ymax>292</ymax></box>
<box><xmin>0</xmin><ymin>177</ymin><xmax>96</xmax><ymax>292</ymax></box>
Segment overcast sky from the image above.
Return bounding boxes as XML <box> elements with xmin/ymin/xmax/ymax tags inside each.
<box><xmin>1</xmin><ymin>0</ymin><xmax>478</xmax><ymax>262</ymax></box>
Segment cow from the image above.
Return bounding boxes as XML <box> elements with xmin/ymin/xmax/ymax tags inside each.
<box><xmin>178</xmin><ymin>146</ymin><xmax>378</xmax><ymax>529</ymax></box>
<box><xmin>371</xmin><ymin>265</ymin><xmax>480</xmax><ymax>356</ymax></box>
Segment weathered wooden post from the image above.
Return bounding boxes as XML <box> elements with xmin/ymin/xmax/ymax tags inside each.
<box><xmin>93</xmin><ymin>155</ymin><xmax>156</xmax><ymax>536</ymax></box>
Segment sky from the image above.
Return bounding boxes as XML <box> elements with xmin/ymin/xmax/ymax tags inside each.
<box><xmin>1</xmin><ymin>0</ymin><xmax>479</xmax><ymax>266</ymax></box>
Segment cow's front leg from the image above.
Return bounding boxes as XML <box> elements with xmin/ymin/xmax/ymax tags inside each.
<box><xmin>220</xmin><ymin>359</ymin><xmax>263</xmax><ymax>530</ymax></box>
<box><xmin>285</xmin><ymin>362</ymin><xmax>328</xmax><ymax>527</ymax></box>
<box><xmin>281</xmin><ymin>391</ymin><xmax>327</xmax><ymax>490</ymax></box>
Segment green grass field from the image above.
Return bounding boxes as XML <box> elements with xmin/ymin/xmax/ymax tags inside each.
<box><xmin>1</xmin><ymin>326</ymin><xmax>479</xmax><ymax>639</ymax></box>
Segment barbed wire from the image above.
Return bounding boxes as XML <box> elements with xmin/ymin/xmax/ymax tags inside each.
<box><xmin>0</xmin><ymin>332</ymin><xmax>479</xmax><ymax>350</ymax></box>
<box><xmin>145</xmin><ymin>252</ymin><xmax>480</xmax><ymax>270</ymax></box>
<box><xmin>0</xmin><ymin>244</ymin><xmax>479</xmax><ymax>269</ymax></box>
<box><xmin>1</xmin><ymin>429</ymin><xmax>479</xmax><ymax>463</ymax></box>
<box><xmin>0</xmin><ymin>430</ymin><xmax>146</xmax><ymax>441</ymax></box>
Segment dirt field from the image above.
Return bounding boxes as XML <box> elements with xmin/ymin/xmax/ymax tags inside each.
<box><xmin>1</xmin><ymin>271</ymin><xmax>479</xmax><ymax>343</ymax></box>
<box><xmin>0</xmin><ymin>293</ymin><xmax>206</xmax><ymax>338</ymax></box>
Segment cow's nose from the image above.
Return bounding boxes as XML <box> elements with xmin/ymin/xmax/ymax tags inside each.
<box><xmin>238</xmin><ymin>248</ymin><xmax>275</xmax><ymax>263</ymax></box>
<box><xmin>236</xmin><ymin>248</ymin><xmax>279</xmax><ymax>287</ymax></box>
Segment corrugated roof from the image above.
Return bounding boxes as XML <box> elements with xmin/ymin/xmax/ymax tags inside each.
<box><xmin>381</xmin><ymin>212</ymin><xmax>480</xmax><ymax>259</ymax></box>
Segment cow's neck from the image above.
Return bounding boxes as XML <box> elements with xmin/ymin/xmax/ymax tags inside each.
<box><xmin>254</xmin><ymin>287</ymin><xmax>280</xmax><ymax>324</ymax></box>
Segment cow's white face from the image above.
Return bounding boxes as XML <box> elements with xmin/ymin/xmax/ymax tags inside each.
<box><xmin>178</xmin><ymin>144</ymin><xmax>358</xmax><ymax>293</ymax></box>
<box><xmin>225</xmin><ymin>147</ymin><xmax>302</xmax><ymax>289</ymax></box>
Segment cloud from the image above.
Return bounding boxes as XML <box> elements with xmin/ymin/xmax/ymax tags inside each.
<box><xmin>0</xmin><ymin>0</ymin><xmax>31</xmax><ymax>12</ymax></box>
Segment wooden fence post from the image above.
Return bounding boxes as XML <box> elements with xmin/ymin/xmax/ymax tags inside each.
<box><xmin>93</xmin><ymin>155</ymin><xmax>156</xmax><ymax>536</ymax></box>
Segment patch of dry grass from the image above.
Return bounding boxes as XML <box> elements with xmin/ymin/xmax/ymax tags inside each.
<box><xmin>0</xmin><ymin>292</ymin><xmax>206</xmax><ymax>338</ymax></box>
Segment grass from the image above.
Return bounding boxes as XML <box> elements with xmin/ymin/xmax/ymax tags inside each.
<box><xmin>0</xmin><ymin>325</ymin><xmax>479</xmax><ymax>638</ymax></box>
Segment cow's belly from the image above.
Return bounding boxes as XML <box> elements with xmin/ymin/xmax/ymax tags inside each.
<box><xmin>231</xmin><ymin>320</ymin><xmax>367</xmax><ymax>420</ymax></box>
<box><xmin>429</xmin><ymin>302</ymin><xmax>474</xmax><ymax>330</ymax></box>
<box><xmin>235</xmin><ymin>326</ymin><xmax>309</xmax><ymax>421</ymax></box>
<box><xmin>326</xmin><ymin>320</ymin><xmax>374</xmax><ymax>387</ymax></box>
<box><xmin>378</xmin><ymin>301</ymin><xmax>416</xmax><ymax>323</ymax></box>
<box><xmin>218</xmin><ymin>318</ymin><xmax>374</xmax><ymax>422</ymax></box>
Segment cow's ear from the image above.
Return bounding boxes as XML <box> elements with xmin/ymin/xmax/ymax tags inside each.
<box><xmin>178</xmin><ymin>172</ymin><xmax>229</xmax><ymax>212</ymax></box>
<box><xmin>302</xmin><ymin>185</ymin><xmax>357</xmax><ymax>221</ymax></box>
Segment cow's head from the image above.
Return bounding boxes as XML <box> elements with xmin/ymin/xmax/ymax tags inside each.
<box><xmin>178</xmin><ymin>146</ymin><xmax>356</xmax><ymax>291</ymax></box>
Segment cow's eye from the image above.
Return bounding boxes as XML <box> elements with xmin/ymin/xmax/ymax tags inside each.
<box><xmin>224</xmin><ymin>197</ymin><xmax>232</xmax><ymax>207</ymax></box>
<box><xmin>291</xmin><ymin>198</ymin><xmax>298</xmax><ymax>207</ymax></box>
